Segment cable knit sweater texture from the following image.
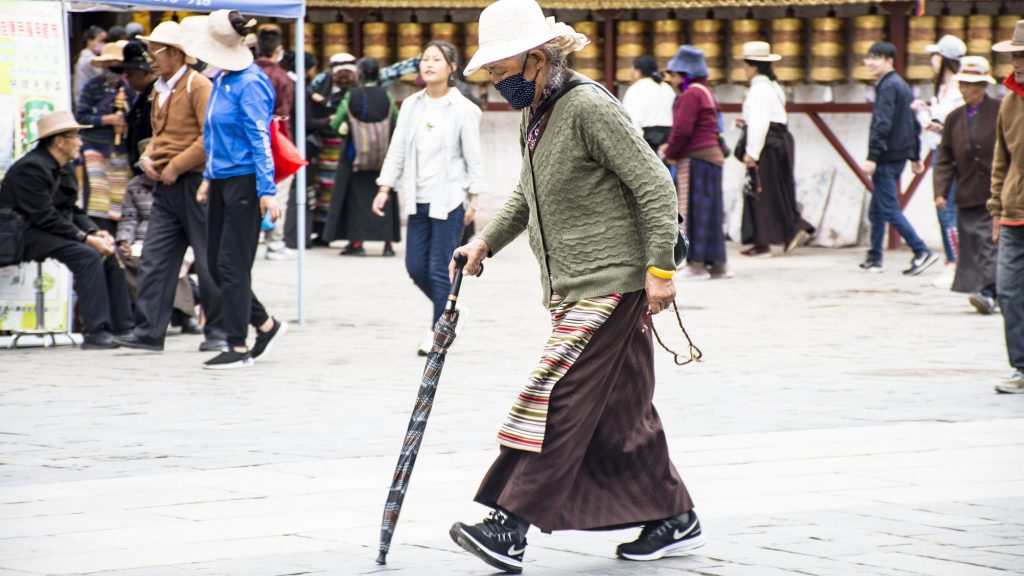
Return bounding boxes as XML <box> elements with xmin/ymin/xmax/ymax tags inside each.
<box><xmin>479</xmin><ymin>74</ymin><xmax>678</xmax><ymax>306</ymax></box>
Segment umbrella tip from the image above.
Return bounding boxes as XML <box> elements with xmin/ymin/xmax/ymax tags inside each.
<box><xmin>376</xmin><ymin>551</ymin><xmax>387</xmax><ymax>565</ymax></box>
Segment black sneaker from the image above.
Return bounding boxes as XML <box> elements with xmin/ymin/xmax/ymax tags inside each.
<box><xmin>903</xmin><ymin>250</ymin><xmax>939</xmax><ymax>276</ymax></box>
<box><xmin>968</xmin><ymin>293</ymin><xmax>997</xmax><ymax>315</ymax></box>
<box><xmin>383</xmin><ymin>243</ymin><xmax>396</xmax><ymax>257</ymax></box>
<box><xmin>199</xmin><ymin>338</ymin><xmax>229</xmax><ymax>352</ymax></box>
<box><xmin>450</xmin><ymin>510</ymin><xmax>528</xmax><ymax>574</ymax></box>
<box><xmin>82</xmin><ymin>331</ymin><xmax>119</xmax><ymax>350</ymax></box>
<box><xmin>112</xmin><ymin>333</ymin><xmax>164</xmax><ymax>352</ymax></box>
<box><xmin>203</xmin><ymin>350</ymin><xmax>254</xmax><ymax>370</ymax></box>
<box><xmin>859</xmin><ymin>260</ymin><xmax>883</xmax><ymax>273</ymax></box>
<box><xmin>251</xmin><ymin>318</ymin><xmax>287</xmax><ymax>359</ymax></box>
<box><xmin>616</xmin><ymin>510</ymin><xmax>707</xmax><ymax>561</ymax></box>
<box><xmin>340</xmin><ymin>244</ymin><xmax>366</xmax><ymax>256</ymax></box>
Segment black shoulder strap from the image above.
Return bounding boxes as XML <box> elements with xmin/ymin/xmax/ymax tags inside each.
<box><xmin>527</xmin><ymin>79</ymin><xmax>614</xmax><ymax>134</ymax></box>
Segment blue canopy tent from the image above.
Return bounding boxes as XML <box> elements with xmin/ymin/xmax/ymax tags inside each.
<box><xmin>64</xmin><ymin>0</ymin><xmax>310</xmax><ymax>325</ymax></box>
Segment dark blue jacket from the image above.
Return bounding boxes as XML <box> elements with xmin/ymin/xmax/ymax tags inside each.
<box><xmin>868</xmin><ymin>71</ymin><xmax>921</xmax><ymax>164</ymax></box>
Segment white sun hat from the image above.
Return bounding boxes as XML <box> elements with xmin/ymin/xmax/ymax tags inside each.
<box><xmin>953</xmin><ymin>55</ymin><xmax>996</xmax><ymax>85</ymax></box>
<box><xmin>463</xmin><ymin>0</ymin><xmax>589</xmax><ymax>76</ymax></box>
<box><xmin>137</xmin><ymin>21</ymin><xmax>197</xmax><ymax>65</ymax></box>
<box><xmin>740</xmin><ymin>41</ymin><xmax>782</xmax><ymax>63</ymax></box>
<box><xmin>179</xmin><ymin>10</ymin><xmax>253</xmax><ymax>72</ymax></box>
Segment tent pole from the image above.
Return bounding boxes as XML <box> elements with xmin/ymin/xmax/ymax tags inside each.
<box><xmin>295</xmin><ymin>17</ymin><xmax>307</xmax><ymax>326</ymax></box>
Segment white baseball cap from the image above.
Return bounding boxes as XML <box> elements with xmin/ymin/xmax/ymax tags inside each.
<box><xmin>926</xmin><ymin>35</ymin><xmax>967</xmax><ymax>61</ymax></box>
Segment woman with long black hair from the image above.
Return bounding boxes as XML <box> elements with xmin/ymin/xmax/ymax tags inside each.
<box><xmin>736</xmin><ymin>41</ymin><xmax>814</xmax><ymax>257</ymax></box>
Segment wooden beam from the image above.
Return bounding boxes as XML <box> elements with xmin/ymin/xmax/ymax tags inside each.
<box><xmin>601</xmin><ymin>10</ymin><xmax>618</xmax><ymax>94</ymax></box>
<box><xmin>806</xmin><ymin>111</ymin><xmax>873</xmax><ymax>191</ymax></box>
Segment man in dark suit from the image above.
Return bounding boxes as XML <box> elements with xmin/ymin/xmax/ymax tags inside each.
<box><xmin>0</xmin><ymin>111</ymin><xmax>133</xmax><ymax>348</ymax></box>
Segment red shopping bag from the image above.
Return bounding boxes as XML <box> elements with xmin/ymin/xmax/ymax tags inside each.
<box><xmin>270</xmin><ymin>118</ymin><xmax>307</xmax><ymax>184</ymax></box>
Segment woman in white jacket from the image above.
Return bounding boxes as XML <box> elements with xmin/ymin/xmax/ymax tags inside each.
<box><xmin>373</xmin><ymin>40</ymin><xmax>486</xmax><ymax>354</ymax></box>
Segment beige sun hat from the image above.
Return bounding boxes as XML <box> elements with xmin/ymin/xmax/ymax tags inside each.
<box><xmin>740</xmin><ymin>41</ymin><xmax>782</xmax><ymax>62</ymax></box>
<box><xmin>463</xmin><ymin>0</ymin><xmax>589</xmax><ymax>76</ymax></box>
<box><xmin>953</xmin><ymin>56</ymin><xmax>997</xmax><ymax>85</ymax></box>
<box><xmin>994</xmin><ymin>19</ymin><xmax>1024</xmax><ymax>52</ymax></box>
<box><xmin>138</xmin><ymin>21</ymin><xmax>198</xmax><ymax>65</ymax></box>
<box><xmin>91</xmin><ymin>40</ymin><xmax>127</xmax><ymax>67</ymax></box>
<box><xmin>179</xmin><ymin>10</ymin><xmax>254</xmax><ymax>72</ymax></box>
<box><xmin>32</xmin><ymin>110</ymin><xmax>91</xmax><ymax>142</ymax></box>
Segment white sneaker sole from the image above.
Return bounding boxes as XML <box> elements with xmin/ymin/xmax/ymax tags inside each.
<box><xmin>203</xmin><ymin>358</ymin><xmax>254</xmax><ymax>370</ymax></box>
<box><xmin>449</xmin><ymin>524</ymin><xmax>523</xmax><ymax>574</ymax></box>
<box><xmin>618</xmin><ymin>532</ymin><xmax>708</xmax><ymax>561</ymax></box>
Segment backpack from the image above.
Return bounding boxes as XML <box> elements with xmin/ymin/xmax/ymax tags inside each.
<box><xmin>347</xmin><ymin>86</ymin><xmax>392</xmax><ymax>172</ymax></box>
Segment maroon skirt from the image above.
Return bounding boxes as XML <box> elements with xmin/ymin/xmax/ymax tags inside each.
<box><xmin>473</xmin><ymin>290</ymin><xmax>694</xmax><ymax>533</ymax></box>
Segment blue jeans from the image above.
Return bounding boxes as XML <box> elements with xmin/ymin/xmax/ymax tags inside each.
<box><xmin>997</xmin><ymin>225</ymin><xmax>1024</xmax><ymax>371</ymax></box>
<box><xmin>936</xmin><ymin>180</ymin><xmax>958</xmax><ymax>263</ymax></box>
<box><xmin>868</xmin><ymin>161</ymin><xmax>928</xmax><ymax>263</ymax></box>
<box><xmin>406</xmin><ymin>203</ymin><xmax>466</xmax><ymax>327</ymax></box>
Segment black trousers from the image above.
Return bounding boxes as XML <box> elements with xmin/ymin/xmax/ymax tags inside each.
<box><xmin>133</xmin><ymin>172</ymin><xmax>225</xmax><ymax>344</ymax></box>
<box><xmin>207</xmin><ymin>174</ymin><xmax>270</xmax><ymax>348</ymax></box>
<box><xmin>22</xmin><ymin>229</ymin><xmax>133</xmax><ymax>334</ymax></box>
<box><xmin>285</xmin><ymin>178</ymin><xmax>312</xmax><ymax>250</ymax></box>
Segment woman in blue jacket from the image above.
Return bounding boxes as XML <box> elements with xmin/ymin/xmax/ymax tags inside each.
<box><xmin>181</xmin><ymin>10</ymin><xmax>287</xmax><ymax>369</ymax></box>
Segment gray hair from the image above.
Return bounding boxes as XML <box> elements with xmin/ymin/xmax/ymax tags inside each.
<box><xmin>519</xmin><ymin>42</ymin><xmax>570</xmax><ymax>91</ymax></box>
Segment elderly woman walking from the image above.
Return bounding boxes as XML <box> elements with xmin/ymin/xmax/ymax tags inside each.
<box><xmin>447</xmin><ymin>0</ymin><xmax>701</xmax><ymax>572</ymax></box>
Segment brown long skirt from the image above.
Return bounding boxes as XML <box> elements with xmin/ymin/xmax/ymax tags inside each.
<box><xmin>474</xmin><ymin>290</ymin><xmax>694</xmax><ymax>533</ymax></box>
<box><xmin>741</xmin><ymin>123</ymin><xmax>815</xmax><ymax>247</ymax></box>
<box><xmin>952</xmin><ymin>205</ymin><xmax>998</xmax><ymax>294</ymax></box>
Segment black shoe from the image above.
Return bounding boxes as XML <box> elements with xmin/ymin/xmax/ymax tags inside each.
<box><xmin>340</xmin><ymin>244</ymin><xmax>366</xmax><ymax>257</ymax></box>
<box><xmin>903</xmin><ymin>250</ymin><xmax>939</xmax><ymax>276</ymax></box>
<box><xmin>252</xmin><ymin>318</ymin><xmax>287</xmax><ymax>359</ymax></box>
<box><xmin>203</xmin><ymin>350</ymin><xmax>253</xmax><ymax>370</ymax></box>
<box><xmin>112</xmin><ymin>333</ymin><xmax>164</xmax><ymax>352</ymax></box>
<box><xmin>198</xmin><ymin>338</ymin><xmax>229</xmax><ymax>352</ymax></box>
<box><xmin>616</xmin><ymin>511</ymin><xmax>707</xmax><ymax>561</ymax></box>
<box><xmin>969</xmin><ymin>293</ymin><xmax>997</xmax><ymax>315</ymax></box>
<box><xmin>450</xmin><ymin>510</ymin><xmax>528</xmax><ymax>574</ymax></box>
<box><xmin>180</xmin><ymin>317</ymin><xmax>203</xmax><ymax>335</ymax></box>
<box><xmin>82</xmin><ymin>331</ymin><xmax>119</xmax><ymax>350</ymax></box>
<box><xmin>859</xmin><ymin>259</ymin><xmax>883</xmax><ymax>273</ymax></box>
<box><xmin>383</xmin><ymin>243</ymin><xmax>396</xmax><ymax>257</ymax></box>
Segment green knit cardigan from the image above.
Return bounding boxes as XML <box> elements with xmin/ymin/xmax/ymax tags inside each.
<box><xmin>478</xmin><ymin>74</ymin><xmax>678</xmax><ymax>306</ymax></box>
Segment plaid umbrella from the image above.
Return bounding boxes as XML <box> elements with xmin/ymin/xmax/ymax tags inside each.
<box><xmin>376</xmin><ymin>254</ymin><xmax>477</xmax><ymax>565</ymax></box>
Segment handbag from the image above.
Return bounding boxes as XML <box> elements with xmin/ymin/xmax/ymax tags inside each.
<box><xmin>742</xmin><ymin>166</ymin><xmax>763</xmax><ymax>198</ymax></box>
<box><xmin>270</xmin><ymin>118</ymin><xmax>308</xmax><ymax>184</ymax></box>
<box><xmin>0</xmin><ymin>207</ymin><xmax>27</xmax><ymax>267</ymax></box>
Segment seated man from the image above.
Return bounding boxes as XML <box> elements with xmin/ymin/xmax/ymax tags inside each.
<box><xmin>0</xmin><ymin>111</ymin><xmax>133</xmax><ymax>348</ymax></box>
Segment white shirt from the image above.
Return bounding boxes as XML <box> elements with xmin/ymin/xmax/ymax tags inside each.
<box><xmin>72</xmin><ymin>48</ymin><xmax>102</xmax><ymax>106</ymax></box>
<box><xmin>414</xmin><ymin>95</ymin><xmax>448</xmax><ymax>203</ymax></box>
<box><xmin>742</xmin><ymin>75</ymin><xmax>787</xmax><ymax>161</ymax></box>
<box><xmin>622</xmin><ymin>77</ymin><xmax>676</xmax><ymax>130</ymax></box>
<box><xmin>154</xmin><ymin>65</ymin><xmax>188</xmax><ymax>108</ymax></box>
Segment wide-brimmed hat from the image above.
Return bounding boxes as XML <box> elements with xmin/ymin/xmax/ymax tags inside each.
<box><xmin>994</xmin><ymin>19</ymin><xmax>1024</xmax><ymax>53</ymax></box>
<box><xmin>179</xmin><ymin>10</ymin><xmax>253</xmax><ymax>72</ymax></box>
<box><xmin>121</xmin><ymin>39</ymin><xmax>151</xmax><ymax>72</ymax></box>
<box><xmin>667</xmin><ymin>45</ymin><xmax>708</xmax><ymax>78</ymax></box>
<box><xmin>32</xmin><ymin>110</ymin><xmax>91</xmax><ymax>142</ymax></box>
<box><xmin>91</xmin><ymin>40</ymin><xmax>127</xmax><ymax>67</ymax></box>
<box><xmin>740</xmin><ymin>41</ymin><xmax>781</xmax><ymax>62</ymax></box>
<box><xmin>330</xmin><ymin>52</ymin><xmax>358</xmax><ymax>74</ymax></box>
<box><xmin>953</xmin><ymin>56</ymin><xmax>996</xmax><ymax>85</ymax></box>
<box><xmin>138</xmin><ymin>21</ymin><xmax>198</xmax><ymax>65</ymax></box>
<box><xmin>926</xmin><ymin>35</ymin><xmax>966</xmax><ymax>60</ymax></box>
<box><xmin>463</xmin><ymin>0</ymin><xmax>588</xmax><ymax>76</ymax></box>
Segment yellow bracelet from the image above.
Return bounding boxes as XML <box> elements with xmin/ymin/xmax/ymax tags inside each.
<box><xmin>647</xmin><ymin>265</ymin><xmax>674</xmax><ymax>280</ymax></box>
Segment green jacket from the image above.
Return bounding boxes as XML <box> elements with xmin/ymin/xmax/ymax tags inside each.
<box><xmin>479</xmin><ymin>74</ymin><xmax>678</xmax><ymax>306</ymax></box>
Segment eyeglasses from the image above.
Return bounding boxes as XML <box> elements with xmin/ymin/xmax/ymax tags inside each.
<box><xmin>146</xmin><ymin>46</ymin><xmax>168</xmax><ymax>59</ymax></box>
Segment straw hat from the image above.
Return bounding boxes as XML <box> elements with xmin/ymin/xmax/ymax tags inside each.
<box><xmin>91</xmin><ymin>40</ymin><xmax>127</xmax><ymax>67</ymax></box>
<box><xmin>740</xmin><ymin>41</ymin><xmax>782</xmax><ymax>62</ymax></box>
<box><xmin>953</xmin><ymin>56</ymin><xmax>996</xmax><ymax>85</ymax></box>
<box><xmin>994</xmin><ymin>20</ymin><xmax>1024</xmax><ymax>53</ymax></box>
<box><xmin>463</xmin><ymin>0</ymin><xmax>589</xmax><ymax>76</ymax></box>
<box><xmin>138</xmin><ymin>21</ymin><xmax>198</xmax><ymax>65</ymax></box>
<box><xmin>926</xmin><ymin>35</ymin><xmax>967</xmax><ymax>61</ymax></box>
<box><xmin>179</xmin><ymin>10</ymin><xmax>253</xmax><ymax>72</ymax></box>
<box><xmin>32</xmin><ymin>110</ymin><xmax>91</xmax><ymax>142</ymax></box>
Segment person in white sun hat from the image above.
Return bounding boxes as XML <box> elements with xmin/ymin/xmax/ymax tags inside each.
<box><xmin>447</xmin><ymin>0</ymin><xmax>703</xmax><ymax>572</ymax></box>
<box><xmin>178</xmin><ymin>10</ymin><xmax>286</xmax><ymax>370</ymax></box>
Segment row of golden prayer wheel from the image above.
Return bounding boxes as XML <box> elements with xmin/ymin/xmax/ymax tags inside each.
<box><xmin>283</xmin><ymin>15</ymin><xmax>1022</xmax><ymax>86</ymax></box>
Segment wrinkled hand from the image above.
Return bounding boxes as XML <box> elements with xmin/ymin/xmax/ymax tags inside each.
<box><xmin>449</xmin><ymin>238</ymin><xmax>488</xmax><ymax>283</ymax></box>
<box><xmin>935</xmin><ymin>196</ymin><xmax>947</xmax><ymax>211</ymax></box>
<box><xmin>260</xmin><ymin>196</ymin><xmax>281</xmax><ymax>223</ymax></box>
<box><xmin>645</xmin><ymin>271</ymin><xmax>676</xmax><ymax>315</ymax></box>
<box><xmin>140</xmin><ymin>157</ymin><xmax>160</xmax><ymax>181</ymax></box>
<box><xmin>196</xmin><ymin>180</ymin><xmax>209</xmax><ymax>205</ymax></box>
<box><xmin>911</xmin><ymin>161</ymin><xmax>925</xmax><ymax>175</ymax></box>
<box><xmin>372</xmin><ymin>188</ymin><xmax>390</xmax><ymax>217</ymax></box>
<box><xmin>102</xmin><ymin>113</ymin><xmax>125</xmax><ymax>128</ymax></box>
<box><xmin>863</xmin><ymin>160</ymin><xmax>877</xmax><ymax>176</ymax></box>
<box><xmin>159</xmin><ymin>163</ymin><xmax>180</xmax><ymax>186</ymax></box>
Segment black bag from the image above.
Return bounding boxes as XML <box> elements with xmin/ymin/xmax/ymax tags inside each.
<box><xmin>642</xmin><ymin>126</ymin><xmax>671</xmax><ymax>151</ymax></box>
<box><xmin>674</xmin><ymin>213</ymin><xmax>689</xmax><ymax>266</ymax></box>
<box><xmin>0</xmin><ymin>207</ymin><xmax>26</xmax><ymax>267</ymax></box>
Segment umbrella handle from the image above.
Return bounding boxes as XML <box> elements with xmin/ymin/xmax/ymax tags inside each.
<box><xmin>446</xmin><ymin>253</ymin><xmax>469</xmax><ymax>313</ymax></box>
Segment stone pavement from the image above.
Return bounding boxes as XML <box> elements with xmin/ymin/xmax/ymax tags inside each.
<box><xmin>1</xmin><ymin>239</ymin><xmax>1022</xmax><ymax>576</ymax></box>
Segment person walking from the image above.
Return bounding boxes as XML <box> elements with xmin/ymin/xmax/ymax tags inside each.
<box><xmin>735</xmin><ymin>41</ymin><xmax>814</xmax><ymax>258</ymax></box>
<box><xmin>622</xmin><ymin>55</ymin><xmax>675</xmax><ymax>151</ymax></box>
<box><xmin>325</xmin><ymin>57</ymin><xmax>400</xmax><ymax>257</ymax></box>
<box><xmin>310</xmin><ymin>54</ymin><xmax>358</xmax><ymax>242</ymax></box>
<box><xmin>113</xmin><ymin>21</ymin><xmax>228</xmax><ymax>354</ymax></box>
<box><xmin>660</xmin><ymin>45</ymin><xmax>727</xmax><ymax>280</ymax></box>
<box><xmin>859</xmin><ymin>41</ymin><xmax>938</xmax><ymax>275</ymax></box>
<box><xmin>990</xmin><ymin>22</ymin><xmax>1024</xmax><ymax>393</ymax></box>
<box><xmin>72</xmin><ymin>26</ymin><xmax>107</xmax><ymax>106</ymax></box>
<box><xmin>446</xmin><ymin>1</ymin><xmax>702</xmax><ymax>572</ymax></box>
<box><xmin>914</xmin><ymin>35</ymin><xmax>966</xmax><ymax>287</ymax></box>
<box><xmin>180</xmin><ymin>10</ymin><xmax>286</xmax><ymax>369</ymax></box>
<box><xmin>933</xmin><ymin>56</ymin><xmax>1000</xmax><ymax>315</ymax></box>
<box><xmin>373</xmin><ymin>40</ymin><xmax>485</xmax><ymax>355</ymax></box>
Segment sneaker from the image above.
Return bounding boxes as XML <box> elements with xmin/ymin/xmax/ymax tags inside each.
<box><xmin>968</xmin><ymin>293</ymin><xmax>997</xmax><ymax>315</ymax></box>
<box><xmin>418</xmin><ymin>331</ymin><xmax>434</xmax><ymax>356</ymax></box>
<box><xmin>903</xmin><ymin>250</ymin><xmax>939</xmax><ymax>276</ymax></box>
<box><xmin>932</xmin><ymin>264</ymin><xmax>955</xmax><ymax>288</ymax></box>
<box><xmin>450</xmin><ymin>510</ymin><xmax>528</xmax><ymax>574</ymax></box>
<box><xmin>265</xmin><ymin>247</ymin><xmax>296</xmax><ymax>261</ymax></box>
<box><xmin>383</xmin><ymin>243</ymin><xmax>396</xmax><ymax>257</ymax></box>
<box><xmin>203</xmin><ymin>350</ymin><xmax>254</xmax><ymax>370</ymax></box>
<box><xmin>112</xmin><ymin>333</ymin><xmax>164</xmax><ymax>352</ymax></box>
<box><xmin>679</xmin><ymin>265</ymin><xmax>711</xmax><ymax>281</ymax></box>
<box><xmin>81</xmin><ymin>331</ymin><xmax>119</xmax><ymax>350</ymax></box>
<box><xmin>785</xmin><ymin>229</ymin><xmax>809</xmax><ymax>254</ymax></box>
<box><xmin>995</xmin><ymin>371</ymin><xmax>1024</xmax><ymax>394</ymax></box>
<box><xmin>859</xmin><ymin>260</ymin><xmax>883</xmax><ymax>273</ymax></box>
<box><xmin>199</xmin><ymin>338</ymin><xmax>229</xmax><ymax>352</ymax></box>
<box><xmin>340</xmin><ymin>244</ymin><xmax>366</xmax><ymax>257</ymax></box>
<box><xmin>617</xmin><ymin>510</ymin><xmax>707</xmax><ymax>562</ymax></box>
<box><xmin>180</xmin><ymin>317</ymin><xmax>203</xmax><ymax>335</ymax></box>
<box><xmin>740</xmin><ymin>246</ymin><xmax>772</xmax><ymax>258</ymax></box>
<box><xmin>251</xmin><ymin>318</ymin><xmax>287</xmax><ymax>359</ymax></box>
